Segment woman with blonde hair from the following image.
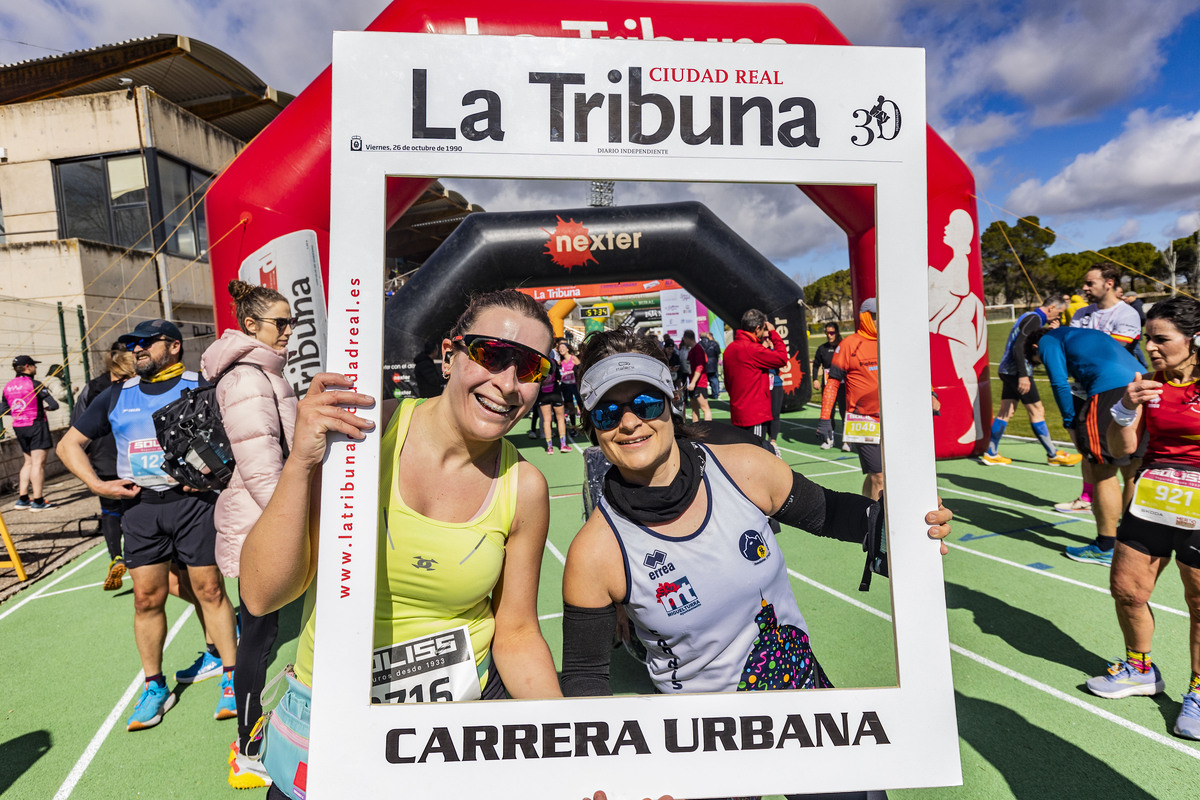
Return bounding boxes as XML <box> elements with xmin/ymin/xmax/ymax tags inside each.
<box><xmin>72</xmin><ymin>343</ymin><xmax>137</xmax><ymax>590</ymax></box>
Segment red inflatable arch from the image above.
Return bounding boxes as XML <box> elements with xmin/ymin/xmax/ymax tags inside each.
<box><xmin>205</xmin><ymin>0</ymin><xmax>990</xmax><ymax>458</ymax></box>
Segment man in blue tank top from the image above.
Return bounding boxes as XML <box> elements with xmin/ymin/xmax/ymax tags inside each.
<box><xmin>57</xmin><ymin>320</ymin><xmax>239</xmax><ymax>731</ymax></box>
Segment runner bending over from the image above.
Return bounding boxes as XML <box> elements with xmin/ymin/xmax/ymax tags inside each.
<box><xmin>982</xmin><ymin>296</ymin><xmax>1081</xmax><ymax>467</ymax></box>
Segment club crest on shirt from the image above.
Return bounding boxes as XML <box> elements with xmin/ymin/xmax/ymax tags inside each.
<box><xmin>656</xmin><ymin>577</ymin><xmax>701</xmax><ymax>617</ymax></box>
<box><xmin>738</xmin><ymin>529</ymin><xmax>770</xmax><ymax>563</ymax></box>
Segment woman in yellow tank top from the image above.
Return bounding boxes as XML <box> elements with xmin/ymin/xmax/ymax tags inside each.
<box><xmin>239</xmin><ymin>290</ymin><xmax>566</xmax><ymax>797</ymax></box>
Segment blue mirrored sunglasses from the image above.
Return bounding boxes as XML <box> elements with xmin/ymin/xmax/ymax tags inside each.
<box><xmin>123</xmin><ymin>336</ymin><xmax>173</xmax><ymax>352</ymax></box>
<box><xmin>589</xmin><ymin>392</ymin><xmax>667</xmax><ymax>431</ymax></box>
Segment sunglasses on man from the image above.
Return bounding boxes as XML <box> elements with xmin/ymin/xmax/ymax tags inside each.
<box><xmin>589</xmin><ymin>392</ymin><xmax>668</xmax><ymax>431</ymax></box>
<box><xmin>452</xmin><ymin>334</ymin><xmax>553</xmax><ymax>383</ymax></box>
<box><xmin>123</xmin><ymin>336</ymin><xmax>175</xmax><ymax>352</ymax></box>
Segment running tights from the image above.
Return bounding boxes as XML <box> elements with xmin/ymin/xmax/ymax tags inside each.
<box><xmin>235</xmin><ymin>580</ymin><xmax>280</xmax><ymax>752</ymax></box>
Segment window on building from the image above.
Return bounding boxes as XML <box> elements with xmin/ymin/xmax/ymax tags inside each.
<box><xmin>55</xmin><ymin>153</ymin><xmax>211</xmax><ymax>258</ymax></box>
<box><xmin>57</xmin><ymin>154</ymin><xmax>151</xmax><ymax>249</ymax></box>
<box><xmin>157</xmin><ymin>155</ymin><xmax>212</xmax><ymax>259</ymax></box>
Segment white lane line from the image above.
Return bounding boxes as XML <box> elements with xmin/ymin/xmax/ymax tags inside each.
<box><xmin>35</xmin><ymin>581</ymin><xmax>106</xmax><ymax>598</ymax></box>
<box><xmin>936</xmin><ymin>484</ymin><xmax>1096</xmax><ymax>525</ymax></box>
<box><xmin>545</xmin><ymin>540</ymin><xmax>567</xmax><ymax>565</ymax></box>
<box><xmin>0</xmin><ymin>547</ymin><xmax>107</xmax><ymax>623</ymax></box>
<box><xmin>538</xmin><ymin>612</ymin><xmax>564</xmax><ymax>621</ymax></box>
<box><xmin>949</xmin><ymin>644</ymin><xmax>1200</xmax><ymax>760</ymax></box>
<box><xmin>786</xmin><ymin>568</ymin><xmax>1200</xmax><ymax>761</ymax></box>
<box><xmin>53</xmin><ymin>606</ymin><xmax>196</xmax><ymax>800</ymax></box>
<box><xmin>946</xmin><ymin>542</ymin><xmax>1188</xmax><ymax>618</ymax></box>
<box><xmin>783</xmin><ymin>417</ymin><xmax>1080</xmax><ymax>480</ymax></box>
<box><xmin>802</xmin><ymin>469</ymin><xmax>864</xmax><ymax>478</ymax></box>
<box><xmin>550</xmin><ymin>492</ymin><xmax>582</xmax><ymax>499</ymax></box>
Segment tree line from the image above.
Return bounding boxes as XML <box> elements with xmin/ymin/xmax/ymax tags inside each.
<box><xmin>803</xmin><ymin>220</ymin><xmax>1200</xmax><ymax>320</ymax></box>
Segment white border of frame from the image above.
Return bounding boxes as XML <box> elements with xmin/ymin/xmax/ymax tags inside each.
<box><xmin>317</xmin><ymin>31</ymin><xmax>958</xmax><ymax>799</ymax></box>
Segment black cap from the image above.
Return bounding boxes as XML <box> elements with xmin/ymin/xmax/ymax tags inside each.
<box><xmin>12</xmin><ymin>355</ymin><xmax>39</xmax><ymax>368</ymax></box>
<box><xmin>117</xmin><ymin>319</ymin><xmax>183</xmax><ymax>345</ymax></box>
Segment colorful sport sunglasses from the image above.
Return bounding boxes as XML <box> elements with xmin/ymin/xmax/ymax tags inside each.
<box><xmin>453</xmin><ymin>334</ymin><xmax>553</xmax><ymax>383</ymax></box>
<box><xmin>589</xmin><ymin>392</ymin><xmax>668</xmax><ymax>431</ymax></box>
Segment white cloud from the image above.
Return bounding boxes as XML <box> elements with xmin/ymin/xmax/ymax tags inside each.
<box><xmin>939</xmin><ymin>112</ymin><xmax>1026</xmax><ymax>160</ymax></box>
<box><xmin>1106</xmin><ymin>218</ymin><xmax>1141</xmax><ymax>245</ymax></box>
<box><xmin>1166</xmin><ymin>212</ymin><xmax>1200</xmax><ymax>238</ymax></box>
<box><xmin>0</xmin><ymin>1</ymin><xmax>383</xmax><ymax>91</ymax></box>
<box><xmin>1005</xmin><ymin>108</ymin><xmax>1200</xmax><ymax>217</ymax></box>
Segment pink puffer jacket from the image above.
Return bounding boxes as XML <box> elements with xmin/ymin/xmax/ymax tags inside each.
<box><xmin>201</xmin><ymin>330</ymin><xmax>297</xmax><ymax>578</ymax></box>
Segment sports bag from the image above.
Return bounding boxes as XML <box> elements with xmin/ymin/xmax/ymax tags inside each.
<box><xmin>152</xmin><ymin>362</ymin><xmax>287</xmax><ymax>491</ymax></box>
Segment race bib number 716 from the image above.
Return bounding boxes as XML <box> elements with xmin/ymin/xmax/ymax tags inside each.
<box><xmin>370</xmin><ymin>625</ymin><xmax>481</xmax><ymax>704</ymax></box>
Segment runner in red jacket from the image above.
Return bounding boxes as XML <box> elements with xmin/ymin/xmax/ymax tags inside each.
<box><xmin>722</xmin><ymin>309</ymin><xmax>787</xmax><ymax>438</ymax></box>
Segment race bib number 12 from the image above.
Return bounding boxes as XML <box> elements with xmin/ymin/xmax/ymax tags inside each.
<box><xmin>1130</xmin><ymin>468</ymin><xmax>1200</xmax><ymax>530</ymax></box>
<box><xmin>843</xmin><ymin>412</ymin><xmax>881</xmax><ymax>444</ymax></box>
<box><xmin>370</xmin><ymin>625</ymin><xmax>481</xmax><ymax>704</ymax></box>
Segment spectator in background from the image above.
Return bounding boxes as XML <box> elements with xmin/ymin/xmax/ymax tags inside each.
<box><xmin>1065</xmin><ymin>293</ymin><xmax>1088</xmax><ymax>325</ymax></box>
<box><xmin>681</xmin><ymin>330</ymin><xmax>713</xmax><ymax>423</ymax></box>
<box><xmin>556</xmin><ymin>339</ymin><xmax>583</xmax><ymax>433</ymax></box>
<box><xmin>1122</xmin><ymin>289</ymin><xmax>1147</xmax><ymax>326</ymax></box>
<box><xmin>2</xmin><ymin>355</ymin><xmax>60</xmax><ymax>511</ymax></box>
<box><xmin>812</xmin><ymin>323</ymin><xmax>847</xmax><ymax>450</ymax></box>
<box><xmin>412</xmin><ymin>337</ymin><xmax>446</xmax><ymax>398</ymax></box>
<box><xmin>72</xmin><ymin>344</ymin><xmax>137</xmax><ymax>588</ymax></box>
<box><xmin>723</xmin><ymin>309</ymin><xmax>787</xmax><ymax>441</ymax></box>
<box><xmin>661</xmin><ymin>334</ymin><xmax>684</xmax><ymax>405</ymax></box>
<box><xmin>699</xmin><ymin>331</ymin><xmax>722</xmax><ymax>398</ymax></box>
<box><xmin>819</xmin><ymin>299</ymin><xmax>883</xmax><ymax>499</ymax></box>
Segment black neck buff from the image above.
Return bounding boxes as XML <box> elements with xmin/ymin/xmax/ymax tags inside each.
<box><xmin>603</xmin><ymin>438</ymin><xmax>705</xmax><ymax>524</ymax></box>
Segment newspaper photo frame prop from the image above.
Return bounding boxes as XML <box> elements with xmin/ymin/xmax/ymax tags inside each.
<box><xmin>319</xmin><ymin>31</ymin><xmax>958</xmax><ymax>799</ymax></box>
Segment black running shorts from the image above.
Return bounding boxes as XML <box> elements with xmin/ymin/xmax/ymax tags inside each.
<box><xmin>1117</xmin><ymin>509</ymin><xmax>1200</xmax><ymax>569</ymax></box>
<box><xmin>999</xmin><ymin>373</ymin><xmax>1041</xmax><ymax>405</ymax></box>
<box><xmin>14</xmin><ymin>421</ymin><xmax>53</xmax><ymax>453</ymax></box>
<box><xmin>122</xmin><ymin>491</ymin><xmax>218</xmax><ymax>569</ymax></box>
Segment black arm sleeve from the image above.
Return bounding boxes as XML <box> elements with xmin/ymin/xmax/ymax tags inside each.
<box><xmin>771</xmin><ymin>470</ymin><xmax>878</xmax><ymax>544</ymax></box>
<box><xmin>560</xmin><ymin>603</ymin><xmax>617</xmax><ymax>698</ymax></box>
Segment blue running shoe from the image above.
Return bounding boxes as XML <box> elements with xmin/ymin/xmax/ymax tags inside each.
<box><xmin>1064</xmin><ymin>543</ymin><xmax>1113</xmax><ymax>566</ymax></box>
<box><xmin>1085</xmin><ymin>660</ymin><xmax>1164</xmax><ymax>699</ymax></box>
<box><xmin>176</xmin><ymin>650</ymin><xmax>222</xmax><ymax>684</ymax></box>
<box><xmin>126</xmin><ymin>681</ymin><xmax>176</xmax><ymax>731</ymax></box>
<box><xmin>1175</xmin><ymin>692</ymin><xmax>1200</xmax><ymax>740</ymax></box>
<box><xmin>215</xmin><ymin>671</ymin><xmax>237</xmax><ymax>720</ymax></box>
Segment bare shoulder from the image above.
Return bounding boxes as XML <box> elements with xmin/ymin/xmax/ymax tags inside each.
<box><xmin>706</xmin><ymin>441</ymin><xmax>783</xmax><ymax>481</ymax></box>
<box><xmin>513</xmin><ymin>453</ymin><xmax>549</xmax><ymax>499</ymax></box>
<box><xmin>564</xmin><ymin>510</ymin><xmax>626</xmax><ymax>605</ymax></box>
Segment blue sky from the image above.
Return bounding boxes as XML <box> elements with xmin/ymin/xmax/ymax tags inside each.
<box><xmin>3</xmin><ymin>0</ymin><xmax>1198</xmax><ymax>284</ymax></box>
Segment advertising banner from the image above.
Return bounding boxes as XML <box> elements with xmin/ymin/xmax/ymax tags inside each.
<box><xmin>322</xmin><ymin>31</ymin><xmax>955</xmax><ymax>799</ymax></box>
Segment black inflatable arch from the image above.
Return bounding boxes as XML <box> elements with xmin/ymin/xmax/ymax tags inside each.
<box><xmin>383</xmin><ymin>201</ymin><xmax>812</xmax><ymax>409</ymax></box>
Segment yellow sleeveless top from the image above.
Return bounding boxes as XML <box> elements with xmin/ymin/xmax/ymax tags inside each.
<box><xmin>294</xmin><ymin>399</ymin><xmax>519</xmax><ymax>689</ymax></box>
